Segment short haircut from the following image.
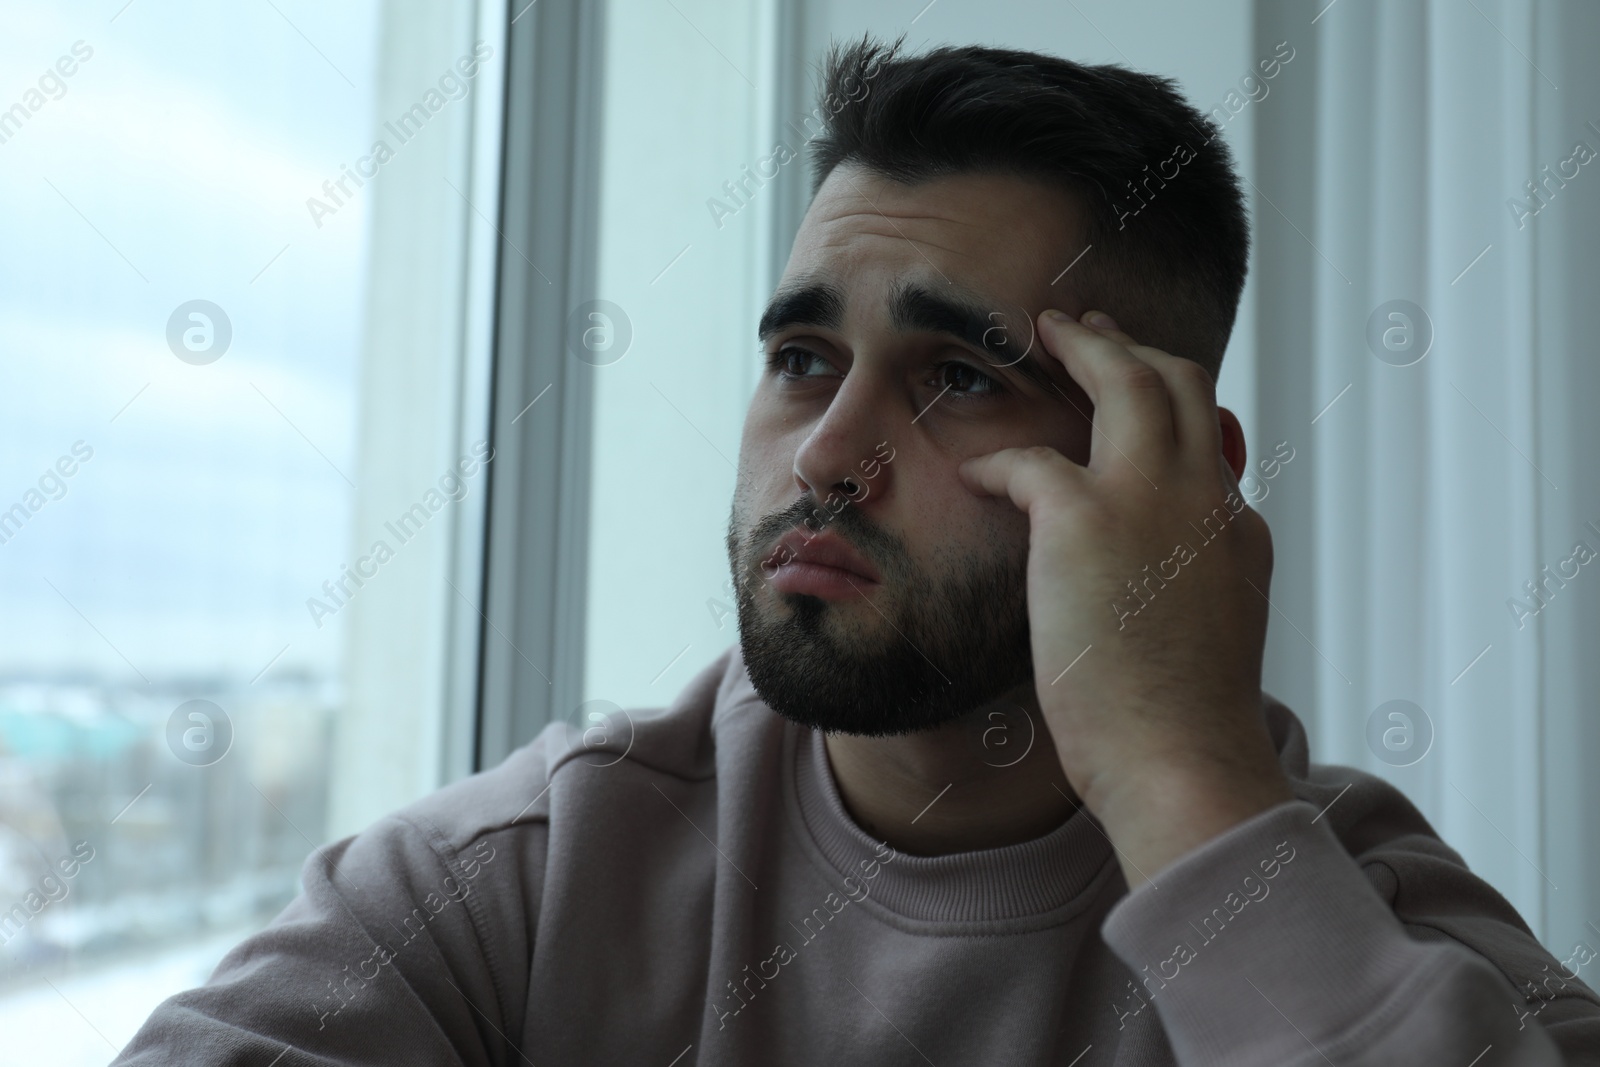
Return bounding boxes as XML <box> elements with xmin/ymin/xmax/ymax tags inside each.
<box><xmin>807</xmin><ymin>33</ymin><xmax>1251</xmax><ymax>382</ymax></box>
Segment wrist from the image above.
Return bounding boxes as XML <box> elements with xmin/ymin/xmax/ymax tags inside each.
<box><xmin>1085</xmin><ymin>751</ymin><xmax>1295</xmax><ymax>889</ymax></box>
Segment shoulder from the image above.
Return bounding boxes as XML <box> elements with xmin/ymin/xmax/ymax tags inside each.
<box><xmin>382</xmin><ymin>643</ymin><xmax>759</xmax><ymax>855</ymax></box>
<box><xmin>290</xmin><ymin>646</ymin><xmax>763</xmax><ymax>984</ymax></box>
<box><xmin>1262</xmin><ymin>691</ymin><xmax>1467</xmax><ymax>870</ymax></box>
<box><xmin>1263</xmin><ymin>691</ymin><xmax>1600</xmax><ymax>1013</ymax></box>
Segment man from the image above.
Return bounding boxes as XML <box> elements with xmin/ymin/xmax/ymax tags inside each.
<box><xmin>116</xmin><ymin>35</ymin><xmax>1600</xmax><ymax>1066</ymax></box>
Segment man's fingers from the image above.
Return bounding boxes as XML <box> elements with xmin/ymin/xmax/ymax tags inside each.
<box><xmin>1078</xmin><ymin>312</ymin><xmax>1140</xmax><ymax>350</ymax></box>
<box><xmin>1037</xmin><ymin>311</ymin><xmax>1175</xmax><ymax>475</ymax></box>
<box><xmin>1078</xmin><ymin>310</ymin><xmax>1223</xmax><ymax>465</ymax></box>
<box><xmin>958</xmin><ymin>445</ymin><xmax>1090</xmax><ymax>516</ymax></box>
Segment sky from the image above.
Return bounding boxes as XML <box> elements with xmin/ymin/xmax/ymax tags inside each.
<box><xmin>0</xmin><ymin>0</ymin><xmax>383</xmax><ymax>684</ymax></box>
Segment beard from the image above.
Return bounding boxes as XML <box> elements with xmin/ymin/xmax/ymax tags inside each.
<box><xmin>724</xmin><ymin>492</ymin><xmax>1035</xmax><ymax>737</ymax></box>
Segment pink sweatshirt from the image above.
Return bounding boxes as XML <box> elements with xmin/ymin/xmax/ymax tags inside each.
<box><xmin>114</xmin><ymin>645</ymin><xmax>1600</xmax><ymax>1065</ymax></box>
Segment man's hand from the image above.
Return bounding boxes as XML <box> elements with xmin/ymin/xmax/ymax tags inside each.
<box><xmin>958</xmin><ymin>309</ymin><xmax>1294</xmax><ymax>889</ymax></box>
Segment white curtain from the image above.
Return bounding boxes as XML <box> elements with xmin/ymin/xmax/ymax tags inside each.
<box><xmin>1251</xmin><ymin>0</ymin><xmax>1600</xmax><ymax>956</ymax></box>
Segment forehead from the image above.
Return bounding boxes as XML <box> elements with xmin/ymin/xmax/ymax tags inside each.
<box><xmin>781</xmin><ymin>164</ymin><xmax>1085</xmax><ymax>312</ymax></box>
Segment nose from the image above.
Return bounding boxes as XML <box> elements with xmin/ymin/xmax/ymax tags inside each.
<box><xmin>791</xmin><ymin>369</ymin><xmax>895</xmax><ymax>511</ymax></box>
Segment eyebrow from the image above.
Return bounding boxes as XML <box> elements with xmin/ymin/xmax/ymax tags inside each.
<box><xmin>756</xmin><ymin>277</ymin><xmax>1065</xmax><ymax>396</ymax></box>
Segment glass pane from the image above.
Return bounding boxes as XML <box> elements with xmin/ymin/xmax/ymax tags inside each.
<box><xmin>0</xmin><ymin>3</ymin><xmax>499</xmax><ymax>1061</ymax></box>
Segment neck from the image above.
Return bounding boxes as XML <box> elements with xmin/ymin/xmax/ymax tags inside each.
<box><xmin>822</xmin><ymin>682</ymin><xmax>1081</xmax><ymax>856</ymax></box>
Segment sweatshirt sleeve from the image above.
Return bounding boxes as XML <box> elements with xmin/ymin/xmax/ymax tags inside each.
<box><xmin>1099</xmin><ymin>799</ymin><xmax>1600</xmax><ymax>1066</ymax></box>
<box><xmin>109</xmin><ymin>812</ymin><xmax>539</xmax><ymax>1067</ymax></box>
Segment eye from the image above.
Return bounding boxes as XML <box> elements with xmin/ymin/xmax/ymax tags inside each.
<box><xmin>763</xmin><ymin>347</ymin><xmax>1002</xmax><ymax>402</ymax></box>
<box><xmin>766</xmin><ymin>346</ymin><xmax>837</xmax><ymax>381</ymax></box>
<box><xmin>934</xmin><ymin>361</ymin><xmax>1000</xmax><ymax>399</ymax></box>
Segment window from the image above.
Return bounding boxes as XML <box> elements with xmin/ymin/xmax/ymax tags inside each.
<box><xmin>0</xmin><ymin>3</ymin><xmax>502</xmax><ymax>1060</ymax></box>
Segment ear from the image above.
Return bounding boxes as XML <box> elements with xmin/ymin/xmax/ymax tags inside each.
<box><xmin>1217</xmin><ymin>406</ymin><xmax>1247</xmax><ymax>482</ymax></box>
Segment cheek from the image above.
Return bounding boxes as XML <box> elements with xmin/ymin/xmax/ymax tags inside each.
<box><xmin>735</xmin><ymin>405</ymin><xmax>808</xmax><ymax>513</ymax></box>
<box><xmin>907</xmin><ymin>458</ymin><xmax>1032</xmax><ymax>557</ymax></box>
<box><xmin>739</xmin><ymin>400</ymin><xmax>794</xmax><ymax>468</ymax></box>
<box><xmin>741</xmin><ymin>433</ymin><xmax>798</xmax><ymax>489</ymax></box>
<box><xmin>973</xmin><ymin>494</ymin><xmax>1034</xmax><ymax>557</ymax></box>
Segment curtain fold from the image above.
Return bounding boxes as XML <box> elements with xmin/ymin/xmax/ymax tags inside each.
<box><xmin>1252</xmin><ymin>0</ymin><xmax>1600</xmax><ymax>953</ymax></box>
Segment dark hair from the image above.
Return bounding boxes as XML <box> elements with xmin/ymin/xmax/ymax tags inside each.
<box><xmin>807</xmin><ymin>33</ymin><xmax>1250</xmax><ymax>381</ymax></box>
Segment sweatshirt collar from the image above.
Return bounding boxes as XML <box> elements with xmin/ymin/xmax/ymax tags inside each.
<box><xmin>711</xmin><ymin>642</ymin><xmax>1305</xmax><ymax>927</ymax></box>
<box><xmin>786</xmin><ymin>711</ymin><xmax>1121</xmax><ymax>927</ymax></box>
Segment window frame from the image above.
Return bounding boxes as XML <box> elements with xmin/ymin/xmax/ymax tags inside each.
<box><xmin>474</xmin><ymin>0</ymin><xmax>608</xmax><ymax>769</ymax></box>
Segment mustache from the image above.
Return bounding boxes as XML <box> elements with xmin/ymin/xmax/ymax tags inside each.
<box><xmin>744</xmin><ymin>494</ymin><xmax>901</xmax><ymax>580</ymax></box>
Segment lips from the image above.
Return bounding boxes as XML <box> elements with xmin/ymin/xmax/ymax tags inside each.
<box><xmin>762</xmin><ymin>528</ymin><xmax>882</xmax><ymax>584</ymax></box>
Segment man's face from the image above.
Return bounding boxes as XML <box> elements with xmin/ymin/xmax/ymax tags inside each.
<box><xmin>726</xmin><ymin>163</ymin><xmax>1096</xmax><ymax>737</ymax></box>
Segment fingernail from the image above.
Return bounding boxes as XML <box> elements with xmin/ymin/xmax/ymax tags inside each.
<box><xmin>1045</xmin><ymin>309</ymin><xmax>1071</xmax><ymax>322</ymax></box>
<box><xmin>1085</xmin><ymin>311</ymin><xmax>1119</xmax><ymax>330</ymax></box>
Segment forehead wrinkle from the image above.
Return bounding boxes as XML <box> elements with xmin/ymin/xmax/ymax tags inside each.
<box><xmin>814</xmin><ymin>227</ymin><xmax>975</xmax><ymax>262</ymax></box>
<box><xmin>820</xmin><ymin>206</ymin><xmax>986</xmax><ymax>229</ymax></box>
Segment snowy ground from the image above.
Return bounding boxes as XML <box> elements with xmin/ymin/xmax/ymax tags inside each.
<box><xmin>0</xmin><ymin>928</ymin><xmax>254</xmax><ymax>1066</ymax></box>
